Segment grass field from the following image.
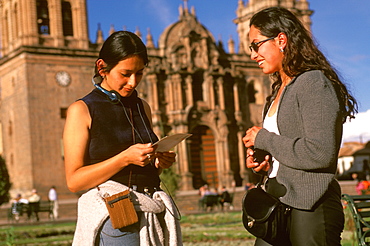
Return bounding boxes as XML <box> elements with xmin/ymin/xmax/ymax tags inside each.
<box><xmin>0</xmin><ymin>211</ymin><xmax>357</xmax><ymax>245</ymax></box>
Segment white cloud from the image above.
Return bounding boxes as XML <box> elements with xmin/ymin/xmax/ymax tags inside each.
<box><xmin>343</xmin><ymin>110</ymin><xmax>370</xmax><ymax>143</ymax></box>
<box><xmin>146</xmin><ymin>0</ymin><xmax>176</xmax><ymax>27</ymax></box>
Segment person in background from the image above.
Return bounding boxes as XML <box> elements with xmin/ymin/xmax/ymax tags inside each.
<box><xmin>48</xmin><ymin>186</ymin><xmax>59</xmax><ymax>219</ymax></box>
<box><xmin>352</xmin><ymin>172</ymin><xmax>370</xmax><ymax>195</ymax></box>
<box><xmin>27</xmin><ymin>189</ymin><xmax>41</xmax><ymax>221</ymax></box>
<box><xmin>219</xmin><ymin>186</ymin><xmax>232</xmax><ymax>211</ymax></box>
<box><xmin>10</xmin><ymin>194</ymin><xmax>28</xmax><ymax>221</ymax></box>
<box><xmin>198</xmin><ymin>184</ymin><xmax>209</xmax><ymax>210</ymax></box>
<box><xmin>63</xmin><ymin>31</ymin><xmax>181</xmax><ymax>245</ymax></box>
<box><xmin>242</xmin><ymin>7</ymin><xmax>357</xmax><ymax>246</ymax></box>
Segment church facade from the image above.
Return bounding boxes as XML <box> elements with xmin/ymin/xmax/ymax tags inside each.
<box><xmin>0</xmin><ymin>0</ymin><xmax>312</xmax><ymax>198</ymax></box>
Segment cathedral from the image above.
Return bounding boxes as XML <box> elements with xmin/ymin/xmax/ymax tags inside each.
<box><xmin>0</xmin><ymin>0</ymin><xmax>313</xmax><ymax>199</ymax></box>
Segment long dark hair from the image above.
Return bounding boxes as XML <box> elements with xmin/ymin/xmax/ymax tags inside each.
<box><xmin>250</xmin><ymin>7</ymin><xmax>357</xmax><ymax>122</ymax></box>
<box><xmin>95</xmin><ymin>31</ymin><xmax>149</xmax><ymax>74</ymax></box>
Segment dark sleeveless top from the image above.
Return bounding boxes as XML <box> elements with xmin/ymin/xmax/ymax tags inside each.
<box><xmin>80</xmin><ymin>88</ymin><xmax>160</xmax><ymax>187</ymax></box>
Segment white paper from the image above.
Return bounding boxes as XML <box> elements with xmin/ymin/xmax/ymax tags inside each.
<box><xmin>153</xmin><ymin>133</ymin><xmax>192</xmax><ymax>152</ymax></box>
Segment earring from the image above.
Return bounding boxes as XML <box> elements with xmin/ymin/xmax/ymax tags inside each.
<box><xmin>279</xmin><ymin>48</ymin><xmax>284</xmax><ymax>53</ymax></box>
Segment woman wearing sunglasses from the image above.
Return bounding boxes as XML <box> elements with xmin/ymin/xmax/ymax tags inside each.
<box><xmin>242</xmin><ymin>7</ymin><xmax>357</xmax><ymax>246</ymax></box>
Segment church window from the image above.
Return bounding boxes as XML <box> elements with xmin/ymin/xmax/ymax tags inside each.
<box><xmin>62</xmin><ymin>1</ymin><xmax>73</xmax><ymax>36</ymax></box>
<box><xmin>8</xmin><ymin>120</ymin><xmax>12</xmax><ymax>136</ymax></box>
<box><xmin>13</xmin><ymin>3</ymin><xmax>19</xmax><ymax>38</ymax></box>
<box><xmin>247</xmin><ymin>81</ymin><xmax>256</xmax><ymax>103</ymax></box>
<box><xmin>36</xmin><ymin>0</ymin><xmax>50</xmax><ymax>35</ymax></box>
<box><xmin>192</xmin><ymin>71</ymin><xmax>203</xmax><ymax>102</ymax></box>
<box><xmin>4</xmin><ymin>11</ymin><xmax>9</xmax><ymax>45</ymax></box>
<box><xmin>60</xmin><ymin>108</ymin><xmax>68</xmax><ymax>119</ymax></box>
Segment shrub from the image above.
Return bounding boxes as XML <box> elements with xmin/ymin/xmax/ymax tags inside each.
<box><xmin>0</xmin><ymin>155</ymin><xmax>11</xmax><ymax>206</ymax></box>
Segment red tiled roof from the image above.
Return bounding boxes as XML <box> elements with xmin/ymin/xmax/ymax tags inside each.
<box><xmin>339</xmin><ymin>141</ymin><xmax>365</xmax><ymax>157</ymax></box>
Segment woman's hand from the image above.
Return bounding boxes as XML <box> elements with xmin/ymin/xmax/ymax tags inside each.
<box><xmin>246</xmin><ymin>148</ymin><xmax>271</xmax><ymax>173</ymax></box>
<box><xmin>155</xmin><ymin>151</ymin><xmax>176</xmax><ymax>169</ymax></box>
<box><xmin>243</xmin><ymin>126</ymin><xmax>270</xmax><ymax>173</ymax></box>
<box><xmin>123</xmin><ymin>143</ymin><xmax>156</xmax><ymax>167</ymax></box>
<box><xmin>242</xmin><ymin>126</ymin><xmax>262</xmax><ymax>148</ymax></box>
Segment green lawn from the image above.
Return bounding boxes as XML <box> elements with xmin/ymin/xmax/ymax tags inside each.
<box><xmin>0</xmin><ymin>211</ymin><xmax>357</xmax><ymax>246</ymax></box>
<box><xmin>181</xmin><ymin>212</ymin><xmax>254</xmax><ymax>243</ymax></box>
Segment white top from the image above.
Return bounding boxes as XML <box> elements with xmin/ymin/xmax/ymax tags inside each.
<box><xmin>263</xmin><ymin>104</ymin><xmax>280</xmax><ymax>178</ymax></box>
<box><xmin>48</xmin><ymin>188</ymin><xmax>58</xmax><ymax>201</ymax></box>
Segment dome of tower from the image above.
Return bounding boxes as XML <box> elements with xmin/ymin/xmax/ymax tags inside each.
<box><xmin>158</xmin><ymin>4</ymin><xmax>215</xmax><ymax>57</ymax></box>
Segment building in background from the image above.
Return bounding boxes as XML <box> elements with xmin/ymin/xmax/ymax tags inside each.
<box><xmin>0</xmin><ymin>0</ymin><xmax>313</xmax><ymax>199</ymax></box>
<box><xmin>350</xmin><ymin>143</ymin><xmax>370</xmax><ymax>179</ymax></box>
<box><xmin>0</xmin><ymin>0</ymin><xmax>97</xmax><ymax>199</ymax></box>
<box><xmin>337</xmin><ymin>142</ymin><xmax>366</xmax><ymax>179</ymax></box>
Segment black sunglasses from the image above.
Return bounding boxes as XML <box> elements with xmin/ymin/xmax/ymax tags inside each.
<box><xmin>249</xmin><ymin>37</ymin><xmax>276</xmax><ymax>53</ymax></box>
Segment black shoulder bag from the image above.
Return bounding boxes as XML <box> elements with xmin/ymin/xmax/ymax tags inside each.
<box><xmin>242</xmin><ymin>175</ymin><xmax>291</xmax><ymax>245</ymax></box>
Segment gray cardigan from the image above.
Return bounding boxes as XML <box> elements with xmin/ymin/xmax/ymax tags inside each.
<box><xmin>255</xmin><ymin>70</ymin><xmax>343</xmax><ymax>210</ymax></box>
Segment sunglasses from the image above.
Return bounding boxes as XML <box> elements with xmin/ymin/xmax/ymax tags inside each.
<box><xmin>249</xmin><ymin>37</ymin><xmax>276</xmax><ymax>53</ymax></box>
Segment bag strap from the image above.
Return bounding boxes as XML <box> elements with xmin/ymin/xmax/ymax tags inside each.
<box><xmin>256</xmin><ymin>174</ymin><xmax>266</xmax><ymax>189</ymax></box>
<box><xmin>106</xmin><ymin>192</ymin><xmax>131</xmax><ymax>207</ymax></box>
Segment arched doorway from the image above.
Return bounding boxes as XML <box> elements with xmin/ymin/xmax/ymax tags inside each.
<box><xmin>190</xmin><ymin>125</ymin><xmax>218</xmax><ymax>189</ymax></box>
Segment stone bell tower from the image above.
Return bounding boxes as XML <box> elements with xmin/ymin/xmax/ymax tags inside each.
<box><xmin>0</xmin><ymin>0</ymin><xmax>98</xmax><ymax>198</ymax></box>
<box><xmin>234</xmin><ymin>0</ymin><xmax>313</xmax><ymax>55</ymax></box>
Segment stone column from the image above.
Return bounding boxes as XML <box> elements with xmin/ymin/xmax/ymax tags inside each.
<box><xmin>48</xmin><ymin>0</ymin><xmax>64</xmax><ymax>47</ymax></box>
<box><xmin>20</xmin><ymin>0</ymin><xmax>38</xmax><ymax>46</ymax></box>
<box><xmin>217</xmin><ymin>77</ymin><xmax>225</xmax><ymax>110</ymax></box>
<box><xmin>178</xmin><ymin>138</ymin><xmax>193</xmax><ymax>191</ymax></box>
<box><xmin>73</xmin><ymin>0</ymin><xmax>89</xmax><ymax>49</ymax></box>
<box><xmin>185</xmin><ymin>75</ymin><xmax>193</xmax><ymax>108</ymax></box>
<box><xmin>216</xmin><ymin>132</ymin><xmax>233</xmax><ymax>189</ymax></box>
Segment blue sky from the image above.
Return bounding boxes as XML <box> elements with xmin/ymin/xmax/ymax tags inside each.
<box><xmin>86</xmin><ymin>0</ymin><xmax>370</xmax><ymax>142</ymax></box>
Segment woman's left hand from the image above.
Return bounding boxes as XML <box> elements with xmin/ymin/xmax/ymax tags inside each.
<box><xmin>155</xmin><ymin>151</ymin><xmax>176</xmax><ymax>169</ymax></box>
<box><xmin>246</xmin><ymin>148</ymin><xmax>271</xmax><ymax>173</ymax></box>
<box><xmin>242</xmin><ymin>126</ymin><xmax>262</xmax><ymax>148</ymax></box>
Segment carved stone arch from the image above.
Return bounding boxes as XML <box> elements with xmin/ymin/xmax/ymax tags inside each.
<box><xmin>188</xmin><ymin>124</ymin><xmax>218</xmax><ymax>189</ymax></box>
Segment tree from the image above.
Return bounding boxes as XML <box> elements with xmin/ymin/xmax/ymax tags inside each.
<box><xmin>0</xmin><ymin>155</ymin><xmax>11</xmax><ymax>206</ymax></box>
<box><xmin>160</xmin><ymin>166</ymin><xmax>180</xmax><ymax>198</ymax></box>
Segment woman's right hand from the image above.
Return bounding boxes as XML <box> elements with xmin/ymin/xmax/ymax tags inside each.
<box><xmin>122</xmin><ymin>143</ymin><xmax>156</xmax><ymax>167</ymax></box>
<box><xmin>246</xmin><ymin>148</ymin><xmax>271</xmax><ymax>173</ymax></box>
<box><xmin>64</xmin><ymin>101</ymin><xmax>156</xmax><ymax>192</ymax></box>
